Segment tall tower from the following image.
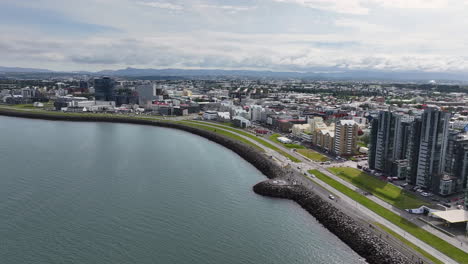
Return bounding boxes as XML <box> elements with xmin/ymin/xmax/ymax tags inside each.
<box><xmin>94</xmin><ymin>77</ymin><xmax>115</xmax><ymax>101</ymax></box>
<box><xmin>406</xmin><ymin>118</ymin><xmax>422</xmax><ymax>185</ymax></box>
<box><xmin>368</xmin><ymin>111</ymin><xmax>412</xmax><ymax>175</ymax></box>
<box><xmin>415</xmin><ymin>107</ymin><xmax>450</xmax><ymax>191</ymax></box>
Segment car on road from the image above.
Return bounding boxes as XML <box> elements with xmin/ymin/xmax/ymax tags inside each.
<box><xmin>328</xmin><ymin>195</ymin><xmax>335</xmax><ymax>200</ymax></box>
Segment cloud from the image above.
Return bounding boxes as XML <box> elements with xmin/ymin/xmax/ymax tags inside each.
<box><xmin>196</xmin><ymin>4</ymin><xmax>257</xmax><ymax>13</ymax></box>
<box><xmin>271</xmin><ymin>0</ymin><xmax>468</xmax><ymax>14</ymax></box>
<box><xmin>272</xmin><ymin>0</ymin><xmax>369</xmax><ymax>14</ymax></box>
<box><xmin>137</xmin><ymin>1</ymin><xmax>183</xmax><ymax>10</ymax></box>
<box><xmin>1</xmin><ymin>31</ymin><xmax>468</xmax><ymax>73</ymax></box>
<box><xmin>1</xmin><ymin>0</ymin><xmax>468</xmax><ymax>73</ymax></box>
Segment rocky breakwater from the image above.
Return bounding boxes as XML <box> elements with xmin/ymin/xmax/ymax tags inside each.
<box><xmin>253</xmin><ymin>179</ymin><xmax>414</xmax><ymax>264</ymax></box>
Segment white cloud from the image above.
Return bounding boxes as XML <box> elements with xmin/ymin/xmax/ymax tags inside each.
<box><xmin>196</xmin><ymin>4</ymin><xmax>257</xmax><ymax>13</ymax></box>
<box><xmin>272</xmin><ymin>0</ymin><xmax>369</xmax><ymax>14</ymax></box>
<box><xmin>271</xmin><ymin>0</ymin><xmax>468</xmax><ymax>14</ymax></box>
<box><xmin>1</xmin><ymin>0</ymin><xmax>468</xmax><ymax>73</ymax></box>
<box><xmin>137</xmin><ymin>1</ymin><xmax>183</xmax><ymax>10</ymax></box>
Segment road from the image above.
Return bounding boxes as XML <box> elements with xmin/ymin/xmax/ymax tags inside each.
<box><xmin>193</xmin><ymin>120</ymin><xmax>466</xmax><ymax>264</ymax></box>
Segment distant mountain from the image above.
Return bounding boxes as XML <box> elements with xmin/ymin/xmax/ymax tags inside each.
<box><xmin>1</xmin><ymin>66</ymin><xmax>468</xmax><ymax>82</ymax></box>
<box><xmin>0</xmin><ymin>66</ymin><xmax>52</xmax><ymax>73</ymax></box>
<box><xmin>97</xmin><ymin>67</ymin><xmax>468</xmax><ymax>82</ymax></box>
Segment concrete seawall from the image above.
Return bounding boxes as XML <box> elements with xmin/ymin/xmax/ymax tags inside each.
<box><xmin>0</xmin><ymin>109</ymin><xmax>414</xmax><ymax>264</ymax></box>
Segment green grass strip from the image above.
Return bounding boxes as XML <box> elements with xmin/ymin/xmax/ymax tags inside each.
<box><xmin>328</xmin><ymin>167</ymin><xmax>427</xmax><ymax>209</ymax></box>
<box><xmin>177</xmin><ymin>122</ymin><xmax>264</xmax><ymax>151</ymax></box>
<box><xmin>297</xmin><ymin>149</ymin><xmax>329</xmax><ymax>162</ymax></box>
<box><xmin>374</xmin><ymin>222</ymin><xmax>444</xmax><ymax>264</ymax></box>
<box><xmin>309</xmin><ymin>169</ymin><xmax>468</xmax><ymax>264</ymax></box>
<box><xmin>186</xmin><ymin>121</ymin><xmax>301</xmax><ymax>163</ymax></box>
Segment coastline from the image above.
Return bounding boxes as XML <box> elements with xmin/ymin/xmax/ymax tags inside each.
<box><xmin>0</xmin><ymin>109</ymin><xmax>414</xmax><ymax>264</ymax></box>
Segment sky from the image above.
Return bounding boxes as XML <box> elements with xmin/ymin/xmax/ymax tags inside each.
<box><xmin>1</xmin><ymin>0</ymin><xmax>468</xmax><ymax>72</ymax></box>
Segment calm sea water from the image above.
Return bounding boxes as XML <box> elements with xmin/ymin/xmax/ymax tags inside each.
<box><xmin>0</xmin><ymin>116</ymin><xmax>364</xmax><ymax>264</ymax></box>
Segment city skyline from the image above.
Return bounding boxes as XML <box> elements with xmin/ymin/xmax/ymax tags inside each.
<box><xmin>2</xmin><ymin>0</ymin><xmax>468</xmax><ymax>73</ymax></box>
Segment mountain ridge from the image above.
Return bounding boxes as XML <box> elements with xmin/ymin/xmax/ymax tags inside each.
<box><xmin>1</xmin><ymin>66</ymin><xmax>467</xmax><ymax>82</ymax></box>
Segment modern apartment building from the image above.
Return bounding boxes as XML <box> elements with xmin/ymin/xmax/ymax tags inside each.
<box><xmin>333</xmin><ymin>120</ymin><xmax>358</xmax><ymax>156</ymax></box>
<box><xmin>368</xmin><ymin>111</ymin><xmax>412</xmax><ymax>176</ymax></box>
<box><xmin>415</xmin><ymin>107</ymin><xmax>450</xmax><ymax>192</ymax></box>
<box><xmin>406</xmin><ymin>118</ymin><xmax>422</xmax><ymax>185</ymax></box>
<box><xmin>443</xmin><ymin>132</ymin><xmax>468</xmax><ymax>195</ymax></box>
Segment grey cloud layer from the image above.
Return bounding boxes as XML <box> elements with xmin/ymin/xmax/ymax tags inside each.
<box><xmin>2</xmin><ymin>0</ymin><xmax>468</xmax><ymax>72</ymax></box>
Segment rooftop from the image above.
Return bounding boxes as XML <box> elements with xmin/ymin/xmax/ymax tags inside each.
<box><xmin>432</xmin><ymin>210</ymin><xmax>468</xmax><ymax>223</ymax></box>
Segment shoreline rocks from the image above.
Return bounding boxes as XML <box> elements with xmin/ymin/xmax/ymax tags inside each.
<box><xmin>254</xmin><ymin>180</ymin><xmax>413</xmax><ymax>264</ymax></box>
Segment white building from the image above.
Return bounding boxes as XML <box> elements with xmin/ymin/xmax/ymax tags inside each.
<box><xmin>277</xmin><ymin>137</ymin><xmax>292</xmax><ymax>144</ymax></box>
<box><xmin>250</xmin><ymin>105</ymin><xmax>264</xmax><ymax>122</ymax></box>
<box><xmin>217</xmin><ymin>112</ymin><xmax>231</xmax><ymax>122</ymax></box>
<box><xmin>203</xmin><ymin>111</ymin><xmax>218</xmax><ymax>120</ymax></box>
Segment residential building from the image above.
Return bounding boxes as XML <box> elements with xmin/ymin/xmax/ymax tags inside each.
<box><xmin>443</xmin><ymin>132</ymin><xmax>468</xmax><ymax>195</ymax></box>
<box><xmin>406</xmin><ymin>118</ymin><xmax>422</xmax><ymax>185</ymax></box>
<box><xmin>416</xmin><ymin>107</ymin><xmax>451</xmax><ymax>192</ymax></box>
<box><xmin>368</xmin><ymin>111</ymin><xmax>412</xmax><ymax>175</ymax></box>
<box><xmin>250</xmin><ymin>105</ymin><xmax>263</xmax><ymax>122</ymax></box>
<box><xmin>292</xmin><ymin>124</ymin><xmax>311</xmax><ymax>138</ymax></box>
<box><xmin>334</xmin><ymin>120</ymin><xmax>358</xmax><ymax>156</ymax></box>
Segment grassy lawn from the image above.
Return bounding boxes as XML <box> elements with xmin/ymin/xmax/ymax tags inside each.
<box><xmin>10</xmin><ymin>104</ymin><xmax>36</xmax><ymax>109</ymax></box>
<box><xmin>328</xmin><ymin>167</ymin><xmax>426</xmax><ymax>209</ymax></box>
<box><xmin>309</xmin><ymin>170</ymin><xmax>468</xmax><ymax>264</ymax></box>
<box><xmin>186</xmin><ymin>121</ymin><xmax>301</xmax><ymax>163</ymax></box>
<box><xmin>174</xmin><ymin>122</ymin><xmax>264</xmax><ymax>151</ymax></box>
<box><xmin>374</xmin><ymin>222</ymin><xmax>444</xmax><ymax>264</ymax></box>
<box><xmin>297</xmin><ymin>149</ymin><xmax>329</xmax><ymax>162</ymax></box>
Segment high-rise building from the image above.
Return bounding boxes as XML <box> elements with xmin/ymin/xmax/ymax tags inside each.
<box><xmin>94</xmin><ymin>77</ymin><xmax>115</xmax><ymax>101</ymax></box>
<box><xmin>334</xmin><ymin>120</ymin><xmax>358</xmax><ymax>156</ymax></box>
<box><xmin>250</xmin><ymin>105</ymin><xmax>264</xmax><ymax>122</ymax></box>
<box><xmin>373</xmin><ymin>111</ymin><xmax>396</xmax><ymax>173</ymax></box>
<box><xmin>368</xmin><ymin>111</ymin><xmax>412</xmax><ymax>176</ymax></box>
<box><xmin>406</xmin><ymin>118</ymin><xmax>422</xmax><ymax>185</ymax></box>
<box><xmin>465</xmin><ymin>181</ymin><xmax>468</xmax><ymax>210</ymax></box>
<box><xmin>368</xmin><ymin>118</ymin><xmax>379</xmax><ymax>170</ymax></box>
<box><xmin>443</xmin><ymin>132</ymin><xmax>468</xmax><ymax>194</ymax></box>
<box><xmin>415</xmin><ymin>107</ymin><xmax>450</xmax><ymax>192</ymax></box>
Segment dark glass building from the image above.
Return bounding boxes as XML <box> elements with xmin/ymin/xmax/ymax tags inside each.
<box><xmin>94</xmin><ymin>77</ymin><xmax>115</xmax><ymax>101</ymax></box>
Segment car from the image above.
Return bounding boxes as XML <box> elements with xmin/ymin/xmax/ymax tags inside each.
<box><xmin>328</xmin><ymin>195</ymin><xmax>335</xmax><ymax>200</ymax></box>
<box><xmin>431</xmin><ymin>197</ymin><xmax>440</xmax><ymax>202</ymax></box>
<box><xmin>442</xmin><ymin>203</ymin><xmax>451</xmax><ymax>208</ymax></box>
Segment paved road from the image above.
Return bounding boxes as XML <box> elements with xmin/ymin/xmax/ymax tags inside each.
<box><xmin>192</xmin><ymin>120</ymin><xmax>465</xmax><ymax>264</ymax></box>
